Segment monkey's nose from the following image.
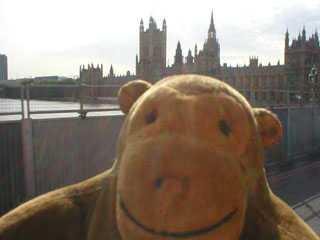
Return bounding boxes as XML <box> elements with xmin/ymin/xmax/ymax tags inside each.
<box><xmin>153</xmin><ymin>176</ymin><xmax>190</xmax><ymax>216</ymax></box>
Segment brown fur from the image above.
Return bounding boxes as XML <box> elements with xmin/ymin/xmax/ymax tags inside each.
<box><xmin>0</xmin><ymin>75</ymin><xmax>318</xmax><ymax>240</ymax></box>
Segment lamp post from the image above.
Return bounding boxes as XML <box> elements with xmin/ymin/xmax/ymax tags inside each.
<box><xmin>308</xmin><ymin>65</ymin><xmax>318</xmax><ymax>103</ymax></box>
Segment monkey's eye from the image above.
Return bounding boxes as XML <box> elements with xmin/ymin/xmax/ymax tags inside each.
<box><xmin>219</xmin><ymin>119</ymin><xmax>231</xmax><ymax>136</ymax></box>
<box><xmin>146</xmin><ymin>109</ymin><xmax>157</xmax><ymax>124</ymax></box>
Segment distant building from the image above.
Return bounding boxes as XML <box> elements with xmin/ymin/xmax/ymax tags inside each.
<box><xmin>80</xmin><ymin>64</ymin><xmax>103</xmax><ymax>85</ymax></box>
<box><xmin>103</xmin><ymin>65</ymin><xmax>135</xmax><ymax>86</ymax></box>
<box><xmin>284</xmin><ymin>26</ymin><xmax>319</xmax><ymax>91</ymax></box>
<box><xmin>182</xmin><ymin>12</ymin><xmax>221</xmax><ymax>76</ymax></box>
<box><xmin>80</xmin><ymin>13</ymin><xmax>320</xmax><ymax>105</ymax></box>
<box><xmin>136</xmin><ymin>17</ymin><xmax>167</xmax><ymax>83</ymax></box>
<box><xmin>132</xmin><ymin>14</ymin><xmax>320</xmax><ymax>105</ymax></box>
<box><xmin>0</xmin><ymin>54</ymin><xmax>8</xmax><ymax>81</ymax></box>
<box><xmin>80</xmin><ymin>64</ymin><xmax>103</xmax><ymax>97</ymax></box>
<box><xmin>135</xmin><ymin>13</ymin><xmax>221</xmax><ymax>81</ymax></box>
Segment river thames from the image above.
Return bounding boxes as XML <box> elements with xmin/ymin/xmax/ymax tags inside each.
<box><xmin>0</xmin><ymin>98</ymin><xmax>121</xmax><ymax>121</ymax></box>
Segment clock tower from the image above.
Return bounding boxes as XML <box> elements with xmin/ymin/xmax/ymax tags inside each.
<box><xmin>136</xmin><ymin>17</ymin><xmax>167</xmax><ymax>83</ymax></box>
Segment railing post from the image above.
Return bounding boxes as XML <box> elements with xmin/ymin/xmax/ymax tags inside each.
<box><xmin>313</xmin><ymin>106</ymin><xmax>315</xmax><ymax>152</ymax></box>
<box><xmin>286</xmin><ymin>107</ymin><xmax>290</xmax><ymax>162</ymax></box>
<box><xmin>80</xmin><ymin>84</ymin><xmax>84</xmax><ymax>112</ymax></box>
<box><xmin>20</xmin><ymin>86</ymin><xmax>25</xmax><ymax>119</ymax></box>
<box><xmin>26</xmin><ymin>85</ymin><xmax>31</xmax><ymax>119</ymax></box>
<box><xmin>21</xmin><ymin>118</ymin><xmax>36</xmax><ymax>199</ymax></box>
<box><xmin>312</xmin><ymin>92</ymin><xmax>315</xmax><ymax>105</ymax></box>
<box><xmin>286</xmin><ymin>91</ymin><xmax>290</xmax><ymax>107</ymax></box>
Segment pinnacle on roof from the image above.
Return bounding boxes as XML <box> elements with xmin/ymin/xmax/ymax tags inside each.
<box><xmin>208</xmin><ymin>11</ymin><xmax>216</xmax><ymax>38</ymax></box>
<box><xmin>149</xmin><ymin>16</ymin><xmax>157</xmax><ymax>29</ymax></box>
<box><xmin>302</xmin><ymin>26</ymin><xmax>306</xmax><ymax>41</ymax></box>
<box><xmin>162</xmin><ymin>18</ymin><xmax>167</xmax><ymax>31</ymax></box>
<box><xmin>149</xmin><ymin>16</ymin><xmax>155</xmax><ymax>25</ymax></box>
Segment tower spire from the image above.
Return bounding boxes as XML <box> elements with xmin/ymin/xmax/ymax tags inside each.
<box><xmin>162</xmin><ymin>18</ymin><xmax>167</xmax><ymax>31</ymax></box>
<box><xmin>174</xmin><ymin>41</ymin><xmax>182</xmax><ymax>62</ymax></box>
<box><xmin>302</xmin><ymin>25</ymin><xmax>306</xmax><ymax>42</ymax></box>
<box><xmin>174</xmin><ymin>41</ymin><xmax>183</xmax><ymax>73</ymax></box>
<box><xmin>140</xmin><ymin>18</ymin><xmax>144</xmax><ymax>32</ymax></box>
<box><xmin>109</xmin><ymin>64</ymin><xmax>114</xmax><ymax>77</ymax></box>
<box><xmin>285</xmin><ymin>28</ymin><xmax>289</xmax><ymax>49</ymax></box>
<box><xmin>208</xmin><ymin>11</ymin><xmax>216</xmax><ymax>39</ymax></box>
<box><xmin>315</xmin><ymin>28</ymin><xmax>319</xmax><ymax>44</ymax></box>
<box><xmin>194</xmin><ymin>43</ymin><xmax>198</xmax><ymax>57</ymax></box>
<box><xmin>149</xmin><ymin>16</ymin><xmax>157</xmax><ymax>29</ymax></box>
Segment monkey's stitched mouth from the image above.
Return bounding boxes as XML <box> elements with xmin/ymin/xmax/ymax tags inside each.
<box><xmin>119</xmin><ymin>195</ymin><xmax>238</xmax><ymax>238</ymax></box>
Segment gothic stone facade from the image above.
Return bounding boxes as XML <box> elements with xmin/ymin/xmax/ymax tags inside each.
<box><xmin>80</xmin><ymin>64</ymin><xmax>103</xmax><ymax>97</ymax></box>
<box><xmin>135</xmin><ymin>14</ymin><xmax>319</xmax><ymax>105</ymax></box>
<box><xmin>81</xmin><ymin>14</ymin><xmax>320</xmax><ymax>104</ymax></box>
<box><xmin>80</xmin><ymin>64</ymin><xmax>136</xmax><ymax>98</ymax></box>
<box><xmin>136</xmin><ymin>17</ymin><xmax>167</xmax><ymax>84</ymax></box>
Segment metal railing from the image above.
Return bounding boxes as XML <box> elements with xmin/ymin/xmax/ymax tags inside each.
<box><xmin>0</xmin><ymin>87</ymin><xmax>25</xmax><ymax>117</ymax></box>
<box><xmin>1</xmin><ymin>84</ymin><xmax>320</xmax><ymax>119</ymax></box>
<box><xmin>0</xmin><ymin>85</ymin><xmax>121</xmax><ymax>119</ymax></box>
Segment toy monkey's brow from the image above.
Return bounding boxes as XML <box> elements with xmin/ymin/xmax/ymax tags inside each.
<box><xmin>164</xmin><ymin>85</ymin><xmax>228</xmax><ymax>96</ymax></box>
<box><xmin>119</xmin><ymin>195</ymin><xmax>238</xmax><ymax>238</ymax></box>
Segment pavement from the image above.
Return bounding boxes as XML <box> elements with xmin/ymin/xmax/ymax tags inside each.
<box><xmin>268</xmin><ymin>161</ymin><xmax>320</xmax><ymax>236</ymax></box>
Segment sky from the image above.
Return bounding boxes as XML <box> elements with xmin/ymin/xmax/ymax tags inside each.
<box><xmin>0</xmin><ymin>0</ymin><xmax>319</xmax><ymax>79</ymax></box>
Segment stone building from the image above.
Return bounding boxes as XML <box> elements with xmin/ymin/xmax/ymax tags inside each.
<box><xmin>137</xmin><ymin>13</ymin><xmax>319</xmax><ymax>106</ymax></box>
<box><xmin>285</xmin><ymin>27</ymin><xmax>319</xmax><ymax>91</ymax></box>
<box><xmin>80</xmin><ymin>13</ymin><xmax>320</xmax><ymax>105</ymax></box>
<box><xmin>135</xmin><ymin>13</ymin><xmax>221</xmax><ymax>81</ymax></box>
<box><xmin>218</xmin><ymin>27</ymin><xmax>319</xmax><ymax>105</ymax></box>
<box><xmin>104</xmin><ymin>65</ymin><xmax>135</xmax><ymax>86</ymax></box>
<box><xmin>136</xmin><ymin>17</ymin><xmax>167</xmax><ymax>83</ymax></box>
<box><xmin>79</xmin><ymin>64</ymin><xmax>103</xmax><ymax>97</ymax></box>
<box><xmin>185</xmin><ymin>12</ymin><xmax>220</xmax><ymax>76</ymax></box>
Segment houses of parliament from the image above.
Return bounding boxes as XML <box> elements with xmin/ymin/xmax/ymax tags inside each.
<box><xmin>80</xmin><ymin>13</ymin><xmax>320</xmax><ymax>105</ymax></box>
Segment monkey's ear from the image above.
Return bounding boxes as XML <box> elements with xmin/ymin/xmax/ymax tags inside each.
<box><xmin>118</xmin><ymin>80</ymin><xmax>152</xmax><ymax>114</ymax></box>
<box><xmin>253</xmin><ymin>108</ymin><xmax>282</xmax><ymax>148</ymax></box>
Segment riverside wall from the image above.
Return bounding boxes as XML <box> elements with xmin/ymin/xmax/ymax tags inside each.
<box><xmin>1</xmin><ymin>106</ymin><xmax>320</xmax><ymax>215</ymax></box>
